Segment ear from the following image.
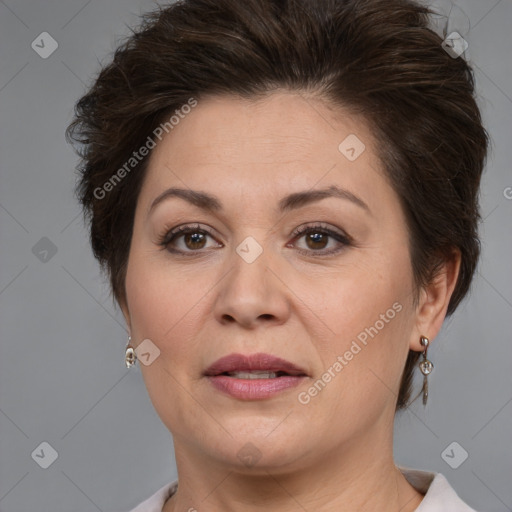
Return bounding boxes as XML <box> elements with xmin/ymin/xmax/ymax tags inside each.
<box><xmin>410</xmin><ymin>249</ymin><xmax>461</xmax><ymax>351</ymax></box>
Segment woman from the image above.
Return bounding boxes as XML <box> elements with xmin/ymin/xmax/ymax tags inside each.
<box><xmin>66</xmin><ymin>0</ymin><xmax>488</xmax><ymax>510</ymax></box>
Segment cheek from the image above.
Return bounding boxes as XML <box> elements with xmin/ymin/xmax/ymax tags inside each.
<box><xmin>300</xmin><ymin>289</ymin><xmax>412</xmax><ymax>425</ymax></box>
<box><xmin>314</xmin><ymin>255</ymin><xmax>414</xmax><ymax>390</ymax></box>
<box><xmin>321</xmin><ymin>253</ymin><xmax>411</xmax><ymax>336</ymax></box>
<box><xmin>123</xmin><ymin>252</ymin><xmax>211</xmax><ymax>430</ymax></box>
<box><xmin>124</xmin><ymin>251</ymin><xmax>204</xmax><ymax>354</ymax></box>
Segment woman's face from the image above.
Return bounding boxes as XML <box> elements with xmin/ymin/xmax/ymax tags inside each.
<box><xmin>122</xmin><ymin>91</ymin><xmax>428</xmax><ymax>472</ymax></box>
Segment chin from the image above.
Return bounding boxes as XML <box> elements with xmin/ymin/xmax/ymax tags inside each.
<box><xmin>201</xmin><ymin>420</ymin><xmax>313</xmax><ymax>471</ymax></box>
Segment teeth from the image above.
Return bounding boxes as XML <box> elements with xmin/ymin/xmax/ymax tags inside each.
<box><xmin>227</xmin><ymin>371</ymin><xmax>279</xmax><ymax>379</ymax></box>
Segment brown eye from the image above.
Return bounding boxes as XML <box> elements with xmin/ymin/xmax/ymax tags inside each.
<box><xmin>303</xmin><ymin>231</ymin><xmax>329</xmax><ymax>250</ymax></box>
<box><xmin>182</xmin><ymin>231</ymin><xmax>207</xmax><ymax>250</ymax></box>
<box><xmin>291</xmin><ymin>224</ymin><xmax>352</xmax><ymax>256</ymax></box>
<box><xmin>158</xmin><ymin>224</ymin><xmax>221</xmax><ymax>254</ymax></box>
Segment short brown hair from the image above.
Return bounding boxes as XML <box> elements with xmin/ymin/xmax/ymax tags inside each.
<box><xmin>66</xmin><ymin>0</ymin><xmax>488</xmax><ymax>409</ymax></box>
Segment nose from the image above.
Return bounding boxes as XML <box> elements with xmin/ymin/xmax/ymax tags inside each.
<box><xmin>213</xmin><ymin>241</ymin><xmax>291</xmax><ymax>329</ymax></box>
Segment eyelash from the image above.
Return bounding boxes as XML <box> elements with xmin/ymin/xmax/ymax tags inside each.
<box><xmin>157</xmin><ymin>222</ymin><xmax>352</xmax><ymax>257</ymax></box>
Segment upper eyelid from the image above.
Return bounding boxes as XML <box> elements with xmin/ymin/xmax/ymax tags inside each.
<box><xmin>292</xmin><ymin>223</ymin><xmax>350</xmax><ymax>238</ymax></box>
<box><xmin>163</xmin><ymin>222</ymin><xmax>344</xmax><ymax>237</ymax></box>
<box><xmin>160</xmin><ymin>222</ymin><xmax>350</xmax><ymax>248</ymax></box>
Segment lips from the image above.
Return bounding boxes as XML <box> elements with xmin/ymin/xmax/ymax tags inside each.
<box><xmin>204</xmin><ymin>353</ymin><xmax>308</xmax><ymax>400</ymax></box>
<box><xmin>204</xmin><ymin>353</ymin><xmax>308</xmax><ymax>377</ymax></box>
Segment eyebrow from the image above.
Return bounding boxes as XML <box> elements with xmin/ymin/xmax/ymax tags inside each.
<box><xmin>148</xmin><ymin>185</ymin><xmax>370</xmax><ymax>216</ymax></box>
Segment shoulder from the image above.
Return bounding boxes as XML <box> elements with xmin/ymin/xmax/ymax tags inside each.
<box><xmin>125</xmin><ymin>480</ymin><xmax>178</xmax><ymax>512</ymax></box>
<box><xmin>398</xmin><ymin>465</ymin><xmax>479</xmax><ymax>512</ymax></box>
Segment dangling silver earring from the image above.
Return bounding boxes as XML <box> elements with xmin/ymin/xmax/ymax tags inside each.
<box><xmin>419</xmin><ymin>336</ymin><xmax>433</xmax><ymax>405</ymax></box>
<box><xmin>125</xmin><ymin>336</ymin><xmax>137</xmax><ymax>368</ymax></box>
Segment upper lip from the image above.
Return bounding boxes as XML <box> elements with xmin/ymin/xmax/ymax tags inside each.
<box><xmin>204</xmin><ymin>353</ymin><xmax>308</xmax><ymax>377</ymax></box>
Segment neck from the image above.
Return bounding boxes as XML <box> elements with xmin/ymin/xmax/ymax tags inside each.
<box><xmin>163</xmin><ymin>419</ymin><xmax>424</xmax><ymax>512</ymax></box>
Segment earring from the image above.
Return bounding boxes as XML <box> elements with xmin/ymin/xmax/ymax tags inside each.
<box><xmin>125</xmin><ymin>336</ymin><xmax>137</xmax><ymax>368</ymax></box>
<box><xmin>418</xmin><ymin>336</ymin><xmax>433</xmax><ymax>405</ymax></box>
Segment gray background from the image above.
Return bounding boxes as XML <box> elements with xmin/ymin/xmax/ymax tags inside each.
<box><xmin>0</xmin><ymin>0</ymin><xmax>511</xmax><ymax>511</ymax></box>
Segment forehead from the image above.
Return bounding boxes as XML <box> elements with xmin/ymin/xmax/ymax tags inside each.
<box><xmin>139</xmin><ymin>91</ymin><xmax>389</xmax><ymax>211</ymax></box>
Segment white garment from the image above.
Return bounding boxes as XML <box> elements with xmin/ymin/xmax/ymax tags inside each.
<box><xmin>125</xmin><ymin>465</ymin><xmax>478</xmax><ymax>512</ymax></box>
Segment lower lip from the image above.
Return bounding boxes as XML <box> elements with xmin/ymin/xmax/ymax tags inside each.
<box><xmin>206</xmin><ymin>375</ymin><xmax>306</xmax><ymax>400</ymax></box>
